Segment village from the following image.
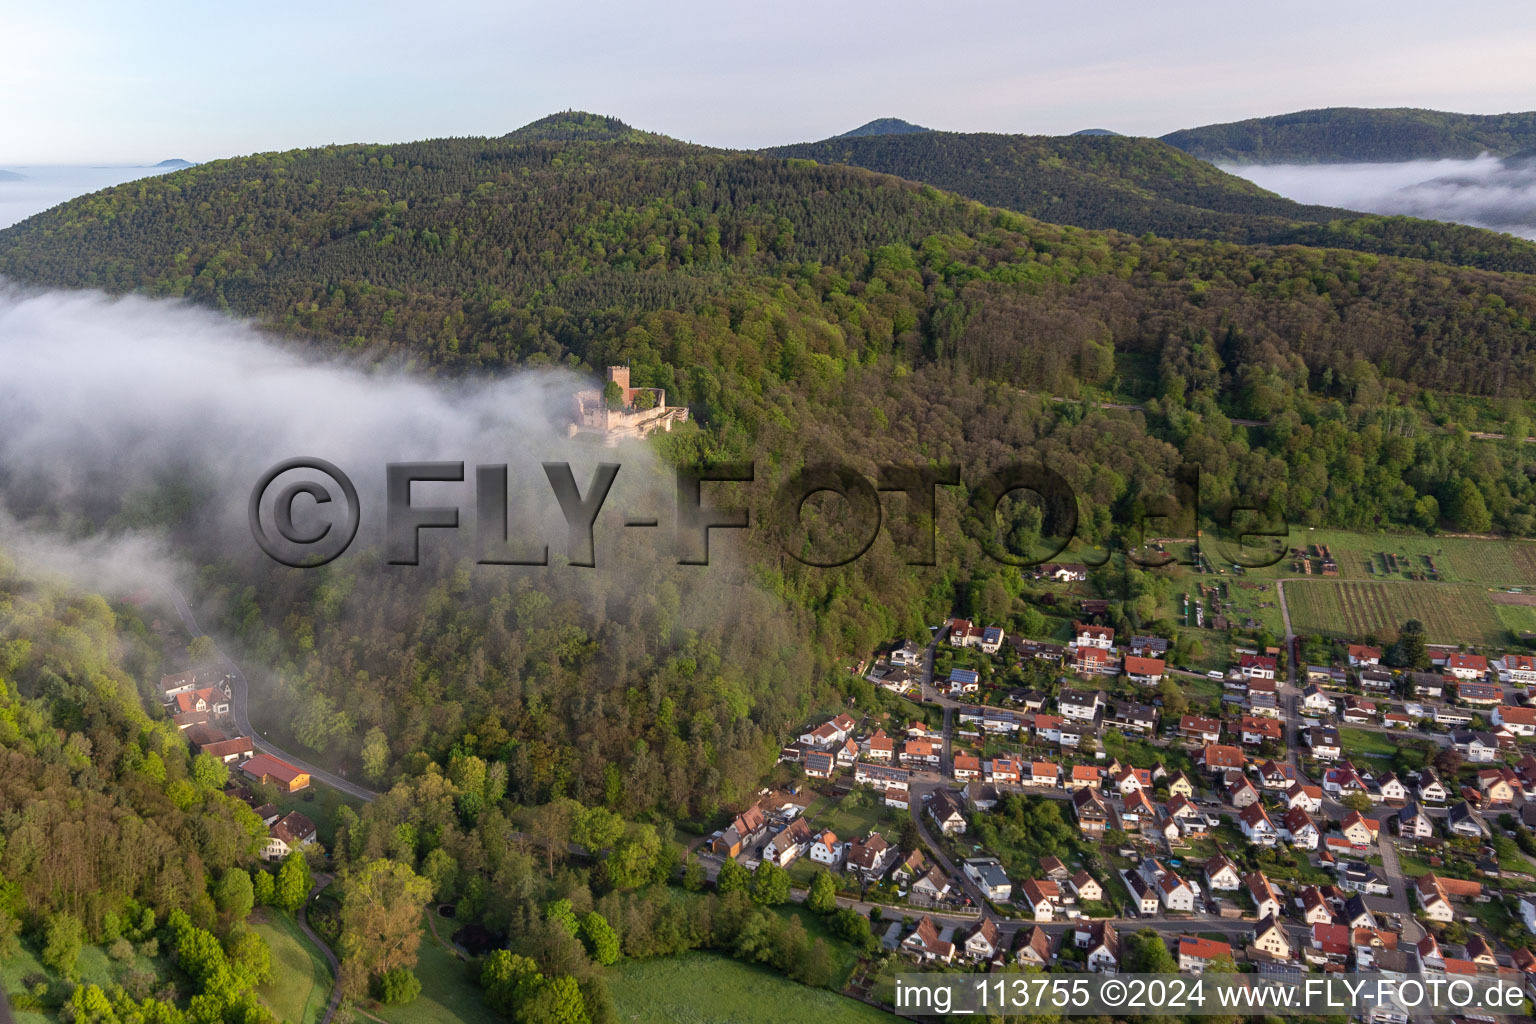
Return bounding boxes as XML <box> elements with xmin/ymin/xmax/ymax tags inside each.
<box><xmin>697</xmin><ymin>573</ymin><xmax>1536</xmax><ymax>998</ymax></box>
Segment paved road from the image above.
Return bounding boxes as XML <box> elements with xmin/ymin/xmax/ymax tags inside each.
<box><xmin>297</xmin><ymin>875</ymin><xmax>346</xmax><ymax>1024</ymax></box>
<box><xmin>162</xmin><ymin>581</ymin><xmax>380</xmax><ymax>803</ymax></box>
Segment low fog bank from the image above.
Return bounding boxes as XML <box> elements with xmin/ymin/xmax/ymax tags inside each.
<box><xmin>0</xmin><ymin>285</ymin><xmax>671</xmax><ymax>597</ymax></box>
<box><xmin>0</xmin><ymin>164</ymin><xmax>183</xmax><ymax>230</ymax></box>
<box><xmin>1228</xmin><ymin>155</ymin><xmax>1536</xmax><ymax>241</ymax></box>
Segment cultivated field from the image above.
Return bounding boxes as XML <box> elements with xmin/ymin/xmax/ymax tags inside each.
<box><xmin>1251</xmin><ymin>528</ymin><xmax>1536</xmax><ymax>586</ymax></box>
<box><xmin>608</xmin><ymin>952</ymin><xmax>893</xmax><ymax>1023</ymax></box>
<box><xmin>1283</xmin><ymin>580</ymin><xmax>1514</xmax><ymax>645</ymax></box>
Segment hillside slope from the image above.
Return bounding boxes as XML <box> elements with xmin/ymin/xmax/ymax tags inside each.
<box><xmin>2</xmin><ymin>112</ymin><xmax>1535</xmax><ymax>404</ymax></box>
<box><xmin>1163</xmin><ymin>107</ymin><xmax>1536</xmax><ymax>164</ymax></box>
<box><xmin>763</xmin><ymin>129</ymin><xmax>1536</xmax><ymax>272</ymax></box>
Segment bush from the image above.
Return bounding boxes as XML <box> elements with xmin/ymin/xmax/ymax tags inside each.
<box><xmin>375</xmin><ymin>968</ymin><xmax>422</xmax><ymax>1005</ymax></box>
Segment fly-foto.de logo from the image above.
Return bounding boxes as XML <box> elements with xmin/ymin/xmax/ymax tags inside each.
<box><xmin>249</xmin><ymin>458</ymin><xmax>1288</xmax><ymax>570</ymax></box>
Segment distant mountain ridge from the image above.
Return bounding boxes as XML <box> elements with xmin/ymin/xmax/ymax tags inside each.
<box><xmin>764</xmin><ymin>128</ymin><xmax>1536</xmax><ymax>272</ymax></box>
<box><xmin>1163</xmin><ymin>107</ymin><xmax>1536</xmax><ymax>164</ymax></box>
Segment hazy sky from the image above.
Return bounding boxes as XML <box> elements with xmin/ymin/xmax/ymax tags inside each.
<box><xmin>6</xmin><ymin>0</ymin><xmax>1536</xmax><ymax>163</ymax></box>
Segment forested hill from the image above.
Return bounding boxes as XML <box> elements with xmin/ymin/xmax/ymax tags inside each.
<box><xmin>1163</xmin><ymin>106</ymin><xmax>1536</xmax><ymax>164</ymax></box>
<box><xmin>835</xmin><ymin>117</ymin><xmax>930</xmax><ymax>137</ymax></box>
<box><xmin>3</xmin><ymin>112</ymin><xmax>1536</xmax><ymax>406</ymax></box>
<box><xmin>764</xmin><ymin>129</ymin><xmax>1536</xmax><ymax>273</ymax></box>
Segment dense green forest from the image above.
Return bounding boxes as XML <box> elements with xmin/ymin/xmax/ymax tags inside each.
<box><xmin>1162</xmin><ymin>106</ymin><xmax>1536</xmax><ymax>164</ymax></box>
<box><xmin>4</xmin><ymin>107</ymin><xmax>1536</xmax><ymax>1023</ymax></box>
<box><xmin>766</xmin><ymin>129</ymin><xmax>1536</xmax><ymax>271</ymax></box>
<box><xmin>3</xmin><ymin>112</ymin><xmax>1536</xmax><ymax>809</ymax></box>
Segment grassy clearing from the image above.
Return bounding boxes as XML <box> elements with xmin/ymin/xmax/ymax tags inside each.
<box><xmin>1284</xmin><ymin>580</ymin><xmax>1511</xmax><ymax>645</ymax></box>
<box><xmin>366</xmin><ymin>919</ymin><xmax>495</xmax><ymax>1024</ymax></box>
<box><xmin>1338</xmin><ymin>727</ymin><xmax>1401</xmax><ymax>760</ymax></box>
<box><xmin>270</xmin><ymin>785</ymin><xmax>363</xmax><ymax>847</ymax></box>
<box><xmin>251</xmin><ymin>911</ymin><xmax>331</xmax><ymax>1024</ymax></box>
<box><xmin>607</xmin><ymin>951</ymin><xmax>893</xmax><ymax>1023</ymax></box>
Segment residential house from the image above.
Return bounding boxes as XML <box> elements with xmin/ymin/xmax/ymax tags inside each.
<box><xmin>1447</xmin><ymin>653</ymin><xmax>1490</xmax><ymax>682</ymax></box>
<box><xmin>1075</xmin><ymin>622</ymin><xmax>1115</xmax><ymax>650</ymax></box>
<box><xmin>892</xmin><ymin>849</ymin><xmax>929</xmax><ymax>886</ymax></box>
<box><xmin>952</xmin><ymin>753</ymin><xmax>981</xmax><ymax>782</ymax></box>
<box><xmin>911</xmin><ymin>865</ymin><xmax>953</xmax><ymax>903</ymax></box>
<box><xmin>1376</xmin><ymin>772</ymin><xmax>1408</xmax><ymax>803</ymax></box>
<box><xmin>947</xmin><ymin>618</ymin><xmax>981</xmax><ymax>647</ymax></box>
<box><xmin>846</xmin><ymin>832</ymin><xmax>895</xmax><ymax>881</ymax></box>
<box><xmin>1297</xmin><ymin>886</ymin><xmax>1335</xmax><ymax>926</ymax></box>
<box><xmin>1458</xmin><ymin>680</ymin><xmax>1502</xmax><ymax>705</ymax></box>
<box><xmin>1499</xmin><ymin>654</ymin><xmax>1536</xmax><ymax>685</ymax></box>
<box><xmin>262</xmin><ymin>812</ymin><xmax>317</xmax><ymax>862</ymax></box>
<box><xmin>865</xmin><ymin>729</ymin><xmax>895</xmax><ymax>760</ymax></box>
<box><xmin>902</xmin><ymin>739</ymin><xmax>942</xmax><ymax>767</ymax></box>
<box><xmin>1015</xmin><ymin>926</ymin><xmax>1055</xmax><ymax>967</ymax></box>
<box><xmin>855</xmin><ymin>761</ymin><xmax>911</xmax><ymax>793</ymax></box>
<box><xmin>1307</xmin><ymin>726</ymin><xmax>1341</xmax><ymax>760</ymax></box>
<box><xmin>947</xmin><ymin>667</ymin><xmax>981</xmax><ymax>694</ymax></box>
<box><xmin>1239</xmin><ymin>654</ymin><xmax>1278</xmax><ymax>680</ymax></box>
<box><xmin>1360</xmin><ymin>669</ymin><xmax>1393</xmax><ymax>692</ymax></box>
<box><xmin>1204</xmin><ymin>854</ymin><xmax>1242</xmax><ymax>892</ymax></box>
<box><xmin>1342</xmin><ymin>696</ymin><xmax>1378</xmax><ymax>724</ymax></box>
<box><xmin>1396</xmin><ymin>801</ymin><xmax>1434</xmax><ymax>839</ymax></box>
<box><xmin>963</xmin><ymin>917</ymin><xmax>1001</xmax><ymax>961</ymax></box>
<box><xmin>1058</xmin><ymin>688</ymin><xmax>1103</xmax><ymax>722</ymax></box>
<box><xmin>1245</xmin><ymin>872</ymin><xmax>1283</xmax><ymax>922</ymax></box>
<box><xmin>979</xmin><ymin>626</ymin><xmax>1005</xmax><ymax>655</ymax></box>
<box><xmin>1451</xmin><ymin>729</ymin><xmax>1501</xmax><ymax>763</ymax></box>
<box><xmin>1076</xmin><ymin>921</ymin><xmax>1119</xmax><ymax>973</ymax></box>
<box><xmin>963</xmin><ymin>857</ymin><xmax>1012</xmax><ymax>902</ymax></box>
<box><xmin>1167</xmin><ymin>770</ymin><xmax>1195</xmax><ymax>799</ymax></box>
<box><xmin>763</xmin><ymin>819</ymin><xmax>814</xmax><ymax>866</ymax></box>
<box><xmin>1252</xmin><ymin>915</ymin><xmax>1291</xmax><ymax>960</ymax></box>
<box><xmin>1446</xmin><ymin>800</ymin><xmax>1490</xmax><ymax>838</ymax></box>
<box><xmin>1239</xmin><ymin>804</ymin><xmax>1279</xmax><ymax>846</ymax></box>
<box><xmin>1180</xmin><ymin>715</ymin><xmax>1223</xmax><ymax>744</ymax></box>
<box><xmin>1070</xmin><ymin>871</ymin><xmax>1103</xmax><ymax>904</ymax></box>
<box><xmin>1339</xmin><ymin>862</ymin><xmax>1390</xmax><ymax>896</ymax></box>
<box><xmin>902</xmin><ymin>916</ymin><xmax>955</xmax><ymax>962</ymax></box>
<box><xmin>1200</xmin><ymin>744</ymin><xmax>1246</xmax><ymax>774</ymax></box>
<box><xmin>1228</xmin><ymin>774</ymin><xmax>1261</xmax><ymax>809</ymax></box>
<box><xmin>808</xmin><ymin>830</ymin><xmax>843</xmax><ymax>866</ymax></box>
<box><xmin>1478</xmin><ymin>766</ymin><xmax>1519</xmax><ymax>806</ymax></box>
<box><xmin>1028</xmin><ymin>761</ymin><xmax>1061</xmax><ymax>788</ymax></box>
<box><xmin>928</xmin><ymin>789</ymin><xmax>968</xmax><ymax>835</ymax></box>
<box><xmin>1238</xmin><ymin>715</ymin><xmax>1283</xmax><ymax>746</ymax></box>
<box><xmin>1069</xmin><ymin>765</ymin><xmax>1101</xmax><ymax>790</ymax></box>
<box><xmin>1340</xmin><ymin>811</ymin><xmax>1379</xmax><ymax>847</ymax></box>
<box><xmin>988</xmin><ymin>756</ymin><xmax>1022</xmax><ymax>786</ymax></box>
<box><xmin>1301</xmin><ymin>684</ymin><xmax>1334</xmax><ymax>714</ymax></box>
<box><xmin>1347</xmin><ymin>644</ymin><xmax>1382</xmax><ymax>668</ymax></box>
<box><xmin>1495</xmin><ymin>704</ymin><xmax>1536</xmax><ymax>737</ymax></box>
<box><xmin>1159</xmin><ymin>871</ymin><xmax>1198</xmax><ymax>912</ymax></box>
<box><xmin>1179</xmin><ymin>936</ymin><xmax>1233</xmax><ymax>973</ymax></box>
<box><xmin>1110</xmin><ymin>701</ymin><xmax>1159</xmax><ymax>735</ymax></box>
<box><xmin>1022</xmin><ymin>878</ymin><xmax>1062</xmax><ymax>921</ymax></box>
<box><xmin>1286</xmin><ymin>782</ymin><xmax>1324</xmax><ymax>814</ymax></box>
<box><xmin>1124</xmin><ymin>656</ymin><xmax>1166</xmax><ymax>686</ymax></box>
<box><xmin>803</xmin><ymin>751</ymin><xmax>835</xmax><ymax>778</ymax></box>
<box><xmin>1282</xmin><ymin>807</ymin><xmax>1320</xmax><ymax>850</ymax></box>
<box><xmin>1072</xmin><ymin>788</ymin><xmax>1112</xmax><ymax>835</ymax></box>
<box><xmin>1407</xmin><ymin>672</ymin><xmax>1445</xmax><ymax>699</ymax></box>
<box><xmin>1417</xmin><ymin>767</ymin><xmax>1448</xmax><ymax>803</ymax></box>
